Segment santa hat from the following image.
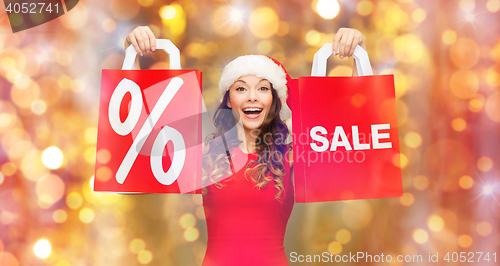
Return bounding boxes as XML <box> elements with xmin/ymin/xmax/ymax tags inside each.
<box><xmin>219</xmin><ymin>54</ymin><xmax>292</xmax><ymax>129</ymax></box>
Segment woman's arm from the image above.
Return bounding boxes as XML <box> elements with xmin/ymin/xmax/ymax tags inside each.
<box><xmin>331</xmin><ymin>28</ymin><xmax>367</xmax><ymax>77</ymax></box>
<box><xmin>124</xmin><ymin>26</ymin><xmax>158</xmax><ymax>70</ymax></box>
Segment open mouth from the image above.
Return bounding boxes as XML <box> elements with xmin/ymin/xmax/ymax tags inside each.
<box><xmin>242</xmin><ymin>107</ymin><xmax>263</xmax><ymax>115</ymax></box>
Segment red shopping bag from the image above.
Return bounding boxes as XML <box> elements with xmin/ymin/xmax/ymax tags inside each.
<box><xmin>94</xmin><ymin>39</ymin><xmax>202</xmax><ymax>194</ymax></box>
<box><xmin>290</xmin><ymin>44</ymin><xmax>402</xmax><ymax>202</ymax></box>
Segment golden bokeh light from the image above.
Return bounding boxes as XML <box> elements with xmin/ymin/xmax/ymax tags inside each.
<box><xmin>257</xmin><ymin>40</ymin><xmax>273</xmax><ymax>54</ymax></box>
<box><xmin>427</xmin><ymin>215</ymin><xmax>445</xmax><ymax>232</ymax></box>
<box><xmin>31</xmin><ymin>99</ymin><xmax>47</xmax><ymax>115</ymax></box>
<box><xmin>468</xmin><ymin>98</ymin><xmax>483</xmax><ymax>112</ymax></box>
<box><xmin>66</xmin><ymin>192</ymin><xmax>83</xmax><ymax>209</ymax></box>
<box><xmin>249</xmin><ymin>8</ymin><xmax>279</xmax><ymax>39</ymax></box>
<box><xmin>102</xmin><ymin>18</ymin><xmax>116</xmax><ymax>33</ymax></box>
<box><xmin>400</xmin><ymin>192</ymin><xmax>415</xmax><ymax>206</ymax></box>
<box><xmin>1</xmin><ymin>162</ymin><xmax>16</xmax><ymax>176</ymax></box>
<box><xmin>476</xmin><ymin>221</ymin><xmax>492</xmax><ymax>236</ymax></box>
<box><xmin>160</xmin><ymin>5</ymin><xmax>177</xmax><ymax>20</ymax></box>
<box><xmin>327</xmin><ymin>241</ymin><xmax>342</xmax><ymax>255</ymax></box>
<box><xmin>392</xmin><ymin>153</ymin><xmax>408</xmax><ymax>168</ymax></box>
<box><xmin>412</xmin><ymin>9</ymin><xmax>426</xmax><ymax>23</ymax></box>
<box><xmin>442</xmin><ymin>29</ymin><xmax>457</xmax><ymax>45</ymax></box>
<box><xmin>449</xmin><ymin>70</ymin><xmax>478</xmax><ymax>99</ymax></box>
<box><xmin>316</xmin><ymin>0</ymin><xmax>340</xmax><ymax>19</ymax></box>
<box><xmin>79</xmin><ymin>208</ymin><xmax>95</xmax><ymax>224</ymax></box>
<box><xmin>458</xmin><ymin>234</ymin><xmax>473</xmax><ymax>248</ymax></box>
<box><xmin>95</xmin><ymin>166</ymin><xmax>112</xmax><ymax>182</ymax></box>
<box><xmin>0</xmin><ymin>251</ymin><xmax>18</xmax><ymax>265</ymax></box>
<box><xmin>305</xmin><ymin>30</ymin><xmax>322</xmax><ymax>46</ymax></box>
<box><xmin>412</xmin><ymin>228</ymin><xmax>429</xmax><ymax>244</ymax></box>
<box><xmin>350</xmin><ymin>93</ymin><xmax>366</xmax><ymax>108</ymax></box>
<box><xmin>129</xmin><ymin>239</ymin><xmax>146</xmax><ymax>254</ymax></box>
<box><xmin>138</xmin><ymin>250</ymin><xmax>153</xmax><ymax>264</ymax></box>
<box><xmin>52</xmin><ymin>209</ymin><xmax>68</xmax><ymax>223</ymax></box>
<box><xmin>413</xmin><ymin>175</ymin><xmax>429</xmax><ymax>190</ymax></box>
<box><xmin>451</xmin><ymin>118</ymin><xmax>467</xmax><ymax>132</ymax></box>
<box><xmin>459</xmin><ymin>0</ymin><xmax>475</xmax><ymax>12</ymax></box>
<box><xmin>450</xmin><ymin>38</ymin><xmax>480</xmax><ymax>69</ymax></box>
<box><xmin>41</xmin><ymin>146</ymin><xmax>64</xmax><ymax>169</ymax></box>
<box><xmin>356</xmin><ymin>1</ymin><xmax>374</xmax><ymax>16</ymax></box>
<box><xmin>179</xmin><ymin>213</ymin><xmax>196</xmax><ymax>229</ymax></box>
<box><xmin>110</xmin><ymin>0</ymin><xmax>139</xmax><ymax>21</ymax></box>
<box><xmin>487</xmin><ymin>0</ymin><xmax>500</xmax><ymax>12</ymax></box>
<box><xmin>212</xmin><ymin>7</ymin><xmax>242</xmax><ymax>37</ymax></box>
<box><xmin>335</xmin><ymin>229</ymin><xmax>351</xmax><ymax>244</ymax></box>
<box><xmin>458</xmin><ymin>175</ymin><xmax>474</xmax><ymax>189</ymax></box>
<box><xmin>184</xmin><ymin>227</ymin><xmax>200</xmax><ymax>242</ymax></box>
<box><xmin>33</xmin><ymin>239</ymin><xmax>51</xmax><ymax>259</ymax></box>
<box><xmin>404</xmin><ymin>132</ymin><xmax>422</xmax><ymax>148</ymax></box>
<box><xmin>477</xmin><ymin>156</ymin><xmax>493</xmax><ymax>172</ymax></box>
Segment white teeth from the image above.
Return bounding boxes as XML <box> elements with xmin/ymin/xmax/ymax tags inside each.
<box><xmin>243</xmin><ymin>108</ymin><xmax>262</xmax><ymax>111</ymax></box>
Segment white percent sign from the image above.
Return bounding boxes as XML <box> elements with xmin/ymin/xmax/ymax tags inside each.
<box><xmin>108</xmin><ymin>77</ymin><xmax>186</xmax><ymax>185</ymax></box>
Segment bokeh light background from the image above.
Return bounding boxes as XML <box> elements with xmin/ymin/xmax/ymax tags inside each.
<box><xmin>1</xmin><ymin>0</ymin><xmax>500</xmax><ymax>265</ymax></box>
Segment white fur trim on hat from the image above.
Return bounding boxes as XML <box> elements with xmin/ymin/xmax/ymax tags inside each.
<box><xmin>219</xmin><ymin>55</ymin><xmax>288</xmax><ymax>105</ymax></box>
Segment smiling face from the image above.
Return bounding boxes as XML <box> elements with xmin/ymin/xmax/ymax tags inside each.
<box><xmin>227</xmin><ymin>75</ymin><xmax>273</xmax><ymax>133</ymax></box>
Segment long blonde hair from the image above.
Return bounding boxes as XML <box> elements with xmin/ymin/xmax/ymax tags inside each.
<box><xmin>202</xmin><ymin>86</ymin><xmax>290</xmax><ymax>201</ymax></box>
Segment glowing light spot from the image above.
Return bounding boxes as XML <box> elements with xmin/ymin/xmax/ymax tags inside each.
<box><xmin>356</xmin><ymin>1</ymin><xmax>374</xmax><ymax>16</ymax></box>
<box><xmin>179</xmin><ymin>213</ymin><xmax>196</xmax><ymax>229</ymax></box>
<box><xmin>79</xmin><ymin>208</ymin><xmax>95</xmax><ymax>224</ymax></box>
<box><xmin>36</xmin><ymin>174</ymin><xmax>65</xmax><ymax>207</ymax></box>
<box><xmin>0</xmin><ymin>172</ymin><xmax>4</xmax><ymax>185</ymax></box>
<box><xmin>392</xmin><ymin>153</ymin><xmax>408</xmax><ymax>168</ymax></box>
<box><xmin>184</xmin><ymin>227</ymin><xmax>200</xmax><ymax>242</ymax></box>
<box><xmin>341</xmin><ymin>201</ymin><xmax>372</xmax><ymax>229</ymax></box>
<box><xmin>449</xmin><ymin>70</ymin><xmax>478</xmax><ymax>99</ymax></box>
<box><xmin>400</xmin><ymin>192</ymin><xmax>414</xmax><ymax>206</ymax></box>
<box><xmin>1</xmin><ymin>162</ymin><xmax>17</xmax><ymax>176</ymax></box>
<box><xmin>96</xmin><ymin>166</ymin><xmax>112</xmax><ymax>182</ymax></box>
<box><xmin>465</xmin><ymin>12</ymin><xmax>475</xmax><ymax>21</ymax></box>
<box><xmin>476</xmin><ymin>221</ymin><xmax>492</xmax><ymax>236</ymax></box>
<box><xmin>137</xmin><ymin>250</ymin><xmax>153</xmax><ymax>264</ymax></box>
<box><xmin>450</xmin><ymin>38</ymin><xmax>480</xmax><ymax>69</ymax></box>
<box><xmin>412</xmin><ymin>228</ymin><xmax>429</xmax><ymax>244</ymax></box>
<box><xmin>160</xmin><ymin>5</ymin><xmax>177</xmax><ymax>20</ymax></box>
<box><xmin>212</xmin><ymin>7</ymin><xmax>243</xmax><ymax>37</ymax></box>
<box><xmin>305</xmin><ymin>30</ymin><xmax>322</xmax><ymax>46</ymax></box>
<box><xmin>31</xmin><ymin>100</ymin><xmax>47</xmax><ymax>115</ymax></box>
<box><xmin>477</xmin><ymin>156</ymin><xmax>493</xmax><ymax>172</ymax></box>
<box><xmin>458</xmin><ymin>175</ymin><xmax>474</xmax><ymax>189</ymax></box>
<box><xmin>442</xmin><ymin>29</ymin><xmax>457</xmax><ymax>45</ymax></box>
<box><xmin>129</xmin><ymin>239</ymin><xmax>146</xmax><ymax>254</ymax></box>
<box><xmin>413</xmin><ymin>175</ymin><xmax>429</xmax><ymax>190</ymax></box>
<box><xmin>249</xmin><ymin>7</ymin><xmax>279</xmax><ymax>38</ymax></box>
<box><xmin>327</xmin><ymin>241</ymin><xmax>342</xmax><ymax>255</ymax></box>
<box><xmin>335</xmin><ymin>229</ymin><xmax>351</xmax><ymax>244</ymax></box>
<box><xmin>458</xmin><ymin>234</ymin><xmax>473</xmax><ymax>248</ymax></box>
<box><xmin>404</xmin><ymin>132</ymin><xmax>422</xmax><ymax>148</ymax></box>
<box><xmin>427</xmin><ymin>215</ymin><xmax>445</xmax><ymax>232</ymax></box>
<box><xmin>33</xmin><ymin>239</ymin><xmax>51</xmax><ymax>259</ymax></box>
<box><xmin>451</xmin><ymin>118</ymin><xmax>467</xmax><ymax>131</ymax></box>
<box><xmin>257</xmin><ymin>40</ymin><xmax>273</xmax><ymax>54</ymax></box>
<box><xmin>316</xmin><ymin>0</ymin><xmax>340</xmax><ymax>19</ymax></box>
<box><xmin>102</xmin><ymin>18</ymin><xmax>116</xmax><ymax>33</ymax></box>
<box><xmin>412</xmin><ymin>9</ymin><xmax>426</xmax><ymax>23</ymax></box>
<box><xmin>350</xmin><ymin>93</ymin><xmax>366</xmax><ymax>108</ymax></box>
<box><xmin>66</xmin><ymin>192</ymin><xmax>83</xmax><ymax>209</ymax></box>
<box><xmin>230</xmin><ymin>8</ymin><xmax>243</xmax><ymax>23</ymax></box>
<box><xmin>52</xmin><ymin>209</ymin><xmax>67</xmax><ymax>223</ymax></box>
<box><xmin>469</xmin><ymin>98</ymin><xmax>483</xmax><ymax>112</ymax></box>
<box><xmin>96</xmin><ymin>149</ymin><xmax>112</xmax><ymax>164</ymax></box>
<box><xmin>0</xmin><ymin>251</ymin><xmax>18</xmax><ymax>265</ymax></box>
<box><xmin>483</xmin><ymin>185</ymin><xmax>494</xmax><ymax>195</ymax></box>
<box><xmin>41</xmin><ymin>146</ymin><xmax>63</xmax><ymax>169</ymax></box>
<box><xmin>84</xmin><ymin>128</ymin><xmax>98</xmax><ymax>143</ymax></box>
<box><xmin>487</xmin><ymin>0</ymin><xmax>500</xmax><ymax>12</ymax></box>
<box><xmin>195</xmin><ymin>206</ymin><xmax>205</xmax><ymax>220</ymax></box>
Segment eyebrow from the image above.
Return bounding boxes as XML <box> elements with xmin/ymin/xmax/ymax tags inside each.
<box><xmin>234</xmin><ymin>78</ymin><xmax>268</xmax><ymax>84</ymax></box>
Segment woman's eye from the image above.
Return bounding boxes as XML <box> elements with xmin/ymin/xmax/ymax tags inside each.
<box><xmin>236</xmin><ymin>87</ymin><xmax>245</xmax><ymax>91</ymax></box>
<box><xmin>260</xmin><ymin>87</ymin><xmax>269</xmax><ymax>91</ymax></box>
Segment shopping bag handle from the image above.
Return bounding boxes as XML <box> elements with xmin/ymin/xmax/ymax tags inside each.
<box><xmin>311</xmin><ymin>44</ymin><xmax>373</xmax><ymax>77</ymax></box>
<box><xmin>122</xmin><ymin>39</ymin><xmax>182</xmax><ymax>70</ymax></box>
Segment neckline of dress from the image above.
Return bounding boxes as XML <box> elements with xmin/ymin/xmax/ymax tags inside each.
<box><xmin>233</xmin><ymin>146</ymin><xmax>257</xmax><ymax>155</ymax></box>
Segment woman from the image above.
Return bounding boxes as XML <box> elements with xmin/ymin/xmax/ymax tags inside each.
<box><xmin>125</xmin><ymin>26</ymin><xmax>366</xmax><ymax>265</ymax></box>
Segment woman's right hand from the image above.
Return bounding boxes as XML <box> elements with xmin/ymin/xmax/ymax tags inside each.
<box><xmin>124</xmin><ymin>26</ymin><xmax>157</xmax><ymax>57</ymax></box>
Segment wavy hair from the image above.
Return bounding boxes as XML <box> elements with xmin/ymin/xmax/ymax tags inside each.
<box><xmin>202</xmin><ymin>85</ymin><xmax>290</xmax><ymax>201</ymax></box>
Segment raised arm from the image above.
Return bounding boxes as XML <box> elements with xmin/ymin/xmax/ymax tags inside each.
<box><xmin>124</xmin><ymin>26</ymin><xmax>158</xmax><ymax>70</ymax></box>
<box><xmin>331</xmin><ymin>28</ymin><xmax>367</xmax><ymax>77</ymax></box>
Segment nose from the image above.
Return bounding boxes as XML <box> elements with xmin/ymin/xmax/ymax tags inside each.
<box><xmin>247</xmin><ymin>88</ymin><xmax>258</xmax><ymax>102</ymax></box>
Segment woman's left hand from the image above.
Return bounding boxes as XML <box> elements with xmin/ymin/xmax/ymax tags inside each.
<box><xmin>331</xmin><ymin>28</ymin><xmax>366</xmax><ymax>59</ymax></box>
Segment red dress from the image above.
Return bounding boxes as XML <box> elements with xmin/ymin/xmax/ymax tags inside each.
<box><xmin>202</xmin><ymin>147</ymin><xmax>294</xmax><ymax>266</ymax></box>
